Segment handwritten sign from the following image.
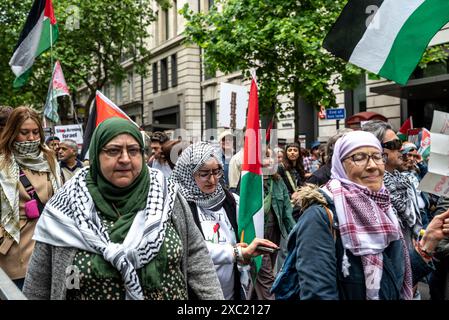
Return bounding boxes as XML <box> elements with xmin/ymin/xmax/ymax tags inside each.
<box><xmin>54</xmin><ymin>124</ymin><xmax>83</xmax><ymax>152</ymax></box>
<box><xmin>219</xmin><ymin>83</ymin><xmax>248</xmax><ymax>130</ymax></box>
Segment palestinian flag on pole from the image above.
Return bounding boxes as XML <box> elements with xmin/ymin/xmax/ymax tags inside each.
<box><xmin>9</xmin><ymin>0</ymin><xmax>58</xmax><ymax>88</ymax></box>
<box><xmin>238</xmin><ymin>77</ymin><xmax>264</xmax><ymax>272</ymax></box>
<box><xmin>43</xmin><ymin>61</ymin><xmax>70</xmax><ymax>123</ymax></box>
<box><xmin>80</xmin><ymin>91</ymin><xmax>138</xmax><ymax>160</ymax></box>
<box><xmin>323</xmin><ymin>0</ymin><xmax>449</xmax><ymax>85</ymax></box>
<box><xmin>398</xmin><ymin>116</ymin><xmax>413</xmax><ymax>141</ymax></box>
<box><xmin>418</xmin><ymin>128</ymin><xmax>431</xmax><ymax>161</ymax></box>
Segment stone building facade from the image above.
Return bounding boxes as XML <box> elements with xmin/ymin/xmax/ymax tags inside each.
<box><xmin>76</xmin><ymin>2</ymin><xmax>449</xmax><ymax>148</ymax></box>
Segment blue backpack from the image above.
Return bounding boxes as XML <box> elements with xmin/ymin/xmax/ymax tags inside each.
<box><xmin>270</xmin><ymin>246</ymin><xmax>300</xmax><ymax>300</ymax></box>
<box><xmin>271</xmin><ymin>205</ymin><xmax>336</xmax><ymax>300</ymax></box>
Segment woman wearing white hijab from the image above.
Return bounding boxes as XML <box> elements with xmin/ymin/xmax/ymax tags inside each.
<box><xmin>0</xmin><ymin>107</ymin><xmax>61</xmax><ymax>289</ymax></box>
<box><xmin>283</xmin><ymin>131</ymin><xmax>449</xmax><ymax>300</ymax></box>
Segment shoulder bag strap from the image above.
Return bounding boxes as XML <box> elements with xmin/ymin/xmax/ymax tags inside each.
<box><xmin>323</xmin><ymin>206</ymin><xmax>336</xmax><ymax>241</ymax></box>
<box><xmin>19</xmin><ymin>169</ymin><xmax>34</xmax><ymax>195</ymax></box>
<box><xmin>285</xmin><ymin>170</ymin><xmax>298</xmax><ymax>192</ymax></box>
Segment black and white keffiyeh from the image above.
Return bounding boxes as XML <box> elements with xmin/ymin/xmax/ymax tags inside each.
<box><xmin>384</xmin><ymin>170</ymin><xmax>421</xmax><ymax>235</ymax></box>
<box><xmin>171</xmin><ymin>142</ymin><xmax>226</xmax><ymax>210</ymax></box>
<box><xmin>33</xmin><ymin>166</ymin><xmax>178</xmax><ymax>300</ymax></box>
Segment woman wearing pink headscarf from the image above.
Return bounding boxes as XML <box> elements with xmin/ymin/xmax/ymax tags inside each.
<box><xmin>279</xmin><ymin>131</ymin><xmax>449</xmax><ymax>300</ymax></box>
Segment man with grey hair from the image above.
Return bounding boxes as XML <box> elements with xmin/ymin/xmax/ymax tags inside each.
<box><xmin>58</xmin><ymin>139</ymin><xmax>84</xmax><ymax>184</ymax></box>
<box><xmin>362</xmin><ymin>120</ymin><xmax>422</xmax><ymax>249</ymax></box>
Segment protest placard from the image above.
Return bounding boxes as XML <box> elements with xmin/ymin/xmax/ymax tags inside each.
<box><xmin>418</xmin><ymin>111</ymin><xmax>449</xmax><ymax>196</ymax></box>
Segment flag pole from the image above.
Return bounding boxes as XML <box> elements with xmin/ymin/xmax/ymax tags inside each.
<box><xmin>44</xmin><ymin>18</ymin><xmax>54</xmax><ymax>130</ymax></box>
<box><xmin>49</xmin><ymin>20</ymin><xmax>55</xmax><ymax>128</ymax></box>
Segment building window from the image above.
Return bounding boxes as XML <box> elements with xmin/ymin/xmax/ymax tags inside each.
<box><xmin>171</xmin><ymin>54</ymin><xmax>178</xmax><ymax>87</ymax></box>
<box><xmin>208</xmin><ymin>0</ymin><xmax>214</xmax><ymax>10</ymax></box>
<box><xmin>154</xmin><ymin>10</ymin><xmax>159</xmax><ymax>44</ymax></box>
<box><xmin>127</xmin><ymin>71</ymin><xmax>134</xmax><ymax>102</ymax></box>
<box><xmin>163</xmin><ymin>8</ymin><xmax>170</xmax><ymax>41</ymax></box>
<box><xmin>205</xmin><ymin>100</ymin><xmax>217</xmax><ymax>129</ymax></box>
<box><xmin>344</xmin><ymin>74</ymin><xmax>366</xmax><ymax>116</ymax></box>
<box><xmin>115</xmin><ymin>81</ymin><xmax>122</xmax><ymax>105</ymax></box>
<box><xmin>204</xmin><ymin>64</ymin><xmax>216</xmax><ymax>81</ymax></box>
<box><xmin>173</xmin><ymin>0</ymin><xmax>178</xmax><ymax>36</ymax></box>
<box><xmin>103</xmin><ymin>83</ymin><xmax>111</xmax><ymax>98</ymax></box>
<box><xmin>353</xmin><ymin>75</ymin><xmax>367</xmax><ymax>113</ymax></box>
<box><xmin>152</xmin><ymin>62</ymin><xmax>158</xmax><ymax>93</ymax></box>
<box><xmin>161</xmin><ymin>58</ymin><xmax>168</xmax><ymax>91</ymax></box>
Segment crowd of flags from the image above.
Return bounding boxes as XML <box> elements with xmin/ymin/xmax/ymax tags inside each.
<box><xmin>8</xmin><ymin>0</ymin><xmax>449</xmax><ymax>278</ymax></box>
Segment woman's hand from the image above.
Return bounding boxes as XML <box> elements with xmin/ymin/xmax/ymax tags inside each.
<box><xmin>237</xmin><ymin>238</ymin><xmax>279</xmax><ymax>264</ymax></box>
<box><xmin>420</xmin><ymin>209</ymin><xmax>449</xmax><ymax>254</ymax></box>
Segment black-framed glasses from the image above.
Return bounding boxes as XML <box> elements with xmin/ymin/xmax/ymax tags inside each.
<box><xmin>343</xmin><ymin>152</ymin><xmax>386</xmax><ymax>167</ymax></box>
<box><xmin>101</xmin><ymin>146</ymin><xmax>143</xmax><ymax>158</ymax></box>
<box><xmin>195</xmin><ymin>168</ymin><xmax>224</xmax><ymax>181</ymax></box>
<box><xmin>381</xmin><ymin>139</ymin><xmax>402</xmax><ymax>150</ymax></box>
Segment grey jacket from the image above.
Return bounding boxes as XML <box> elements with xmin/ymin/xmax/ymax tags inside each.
<box><xmin>22</xmin><ymin>194</ymin><xmax>224</xmax><ymax>300</ymax></box>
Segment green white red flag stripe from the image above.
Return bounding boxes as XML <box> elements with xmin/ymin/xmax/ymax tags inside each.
<box><xmin>323</xmin><ymin>0</ymin><xmax>449</xmax><ymax>85</ymax></box>
<box><xmin>238</xmin><ymin>77</ymin><xmax>264</xmax><ymax>272</ymax></box>
<box><xmin>9</xmin><ymin>0</ymin><xmax>58</xmax><ymax>88</ymax></box>
<box><xmin>80</xmin><ymin>91</ymin><xmax>138</xmax><ymax>160</ymax></box>
<box><xmin>398</xmin><ymin>117</ymin><xmax>413</xmax><ymax>141</ymax></box>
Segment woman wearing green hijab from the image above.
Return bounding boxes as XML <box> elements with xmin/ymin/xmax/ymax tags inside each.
<box><xmin>23</xmin><ymin>117</ymin><xmax>223</xmax><ymax>300</ymax></box>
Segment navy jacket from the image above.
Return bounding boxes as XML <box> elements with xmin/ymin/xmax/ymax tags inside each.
<box><xmin>290</xmin><ymin>192</ymin><xmax>434</xmax><ymax>300</ymax></box>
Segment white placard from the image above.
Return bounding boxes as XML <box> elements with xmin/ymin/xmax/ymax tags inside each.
<box><xmin>430</xmin><ymin>110</ymin><xmax>449</xmax><ymax>134</ymax></box>
<box><xmin>419</xmin><ymin>110</ymin><xmax>449</xmax><ymax>196</ymax></box>
<box><xmin>219</xmin><ymin>83</ymin><xmax>248</xmax><ymax>129</ymax></box>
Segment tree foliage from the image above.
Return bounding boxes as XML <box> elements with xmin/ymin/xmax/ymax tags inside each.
<box><xmin>0</xmin><ymin>0</ymin><xmax>162</xmax><ymax>116</ymax></box>
<box><xmin>181</xmin><ymin>0</ymin><xmax>449</xmax><ymax>119</ymax></box>
<box><xmin>180</xmin><ymin>0</ymin><xmax>361</xmax><ymax>117</ymax></box>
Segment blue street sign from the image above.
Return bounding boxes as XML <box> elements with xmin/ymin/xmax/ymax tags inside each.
<box><xmin>325</xmin><ymin>108</ymin><xmax>346</xmax><ymax>120</ymax></box>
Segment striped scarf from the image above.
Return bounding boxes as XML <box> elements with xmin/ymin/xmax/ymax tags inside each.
<box><xmin>383</xmin><ymin>170</ymin><xmax>421</xmax><ymax>234</ymax></box>
<box><xmin>0</xmin><ymin>141</ymin><xmax>60</xmax><ymax>244</ymax></box>
<box><xmin>33</xmin><ymin>167</ymin><xmax>177</xmax><ymax>300</ymax></box>
<box><xmin>326</xmin><ymin>179</ymin><xmax>413</xmax><ymax>300</ymax></box>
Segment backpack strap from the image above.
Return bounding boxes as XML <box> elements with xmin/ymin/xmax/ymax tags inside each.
<box><xmin>323</xmin><ymin>205</ymin><xmax>336</xmax><ymax>241</ymax></box>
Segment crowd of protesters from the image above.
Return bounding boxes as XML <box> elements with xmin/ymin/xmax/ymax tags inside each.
<box><xmin>0</xmin><ymin>106</ymin><xmax>449</xmax><ymax>300</ymax></box>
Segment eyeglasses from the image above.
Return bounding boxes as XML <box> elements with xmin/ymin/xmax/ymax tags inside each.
<box><xmin>101</xmin><ymin>146</ymin><xmax>143</xmax><ymax>158</ymax></box>
<box><xmin>381</xmin><ymin>139</ymin><xmax>402</xmax><ymax>150</ymax></box>
<box><xmin>343</xmin><ymin>152</ymin><xmax>386</xmax><ymax>167</ymax></box>
<box><xmin>195</xmin><ymin>168</ymin><xmax>224</xmax><ymax>181</ymax></box>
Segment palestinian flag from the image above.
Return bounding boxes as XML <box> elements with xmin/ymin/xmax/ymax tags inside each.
<box><xmin>80</xmin><ymin>91</ymin><xmax>138</xmax><ymax>160</ymax></box>
<box><xmin>43</xmin><ymin>61</ymin><xmax>70</xmax><ymax>123</ymax></box>
<box><xmin>9</xmin><ymin>0</ymin><xmax>58</xmax><ymax>88</ymax></box>
<box><xmin>323</xmin><ymin>0</ymin><xmax>449</xmax><ymax>85</ymax></box>
<box><xmin>398</xmin><ymin>117</ymin><xmax>413</xmax><ymax>141</ymax></box>
<box><xmin>238</xmin><ymin>78</ymin><xmax>264</xmax><ymax>272</ymax></box>
<box><xmin>418</xmin><ymin>128</ymin><xmax>431</xmax><ymax>161</ymax></box>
